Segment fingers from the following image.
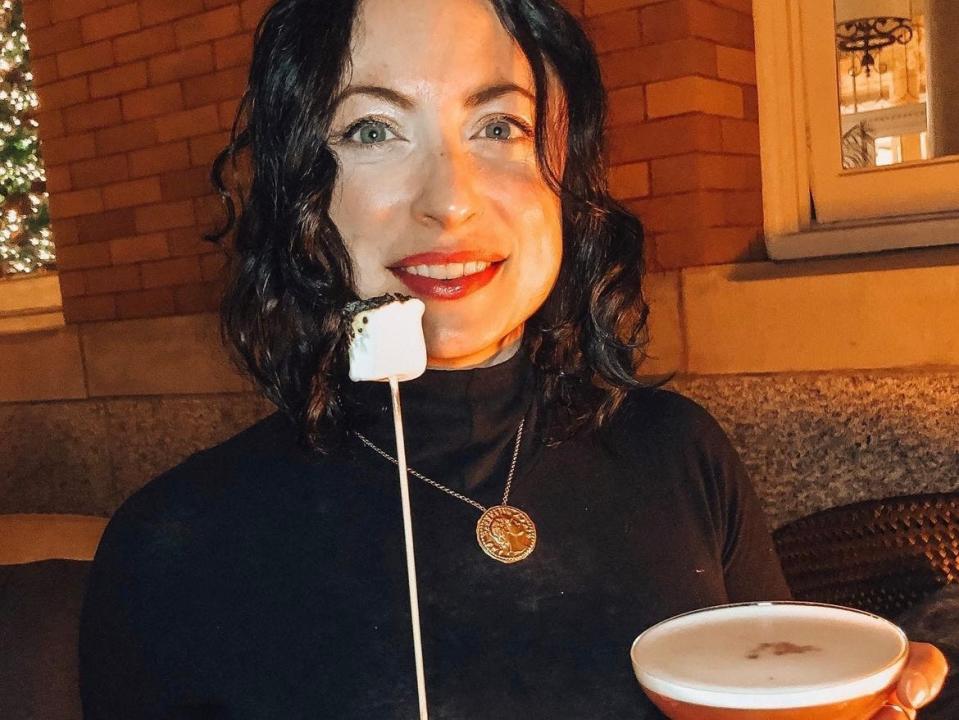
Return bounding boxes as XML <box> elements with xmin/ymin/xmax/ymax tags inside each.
<box><xmin>871</xmin><ymin>705</ymin><xmax>917</xmax><ymax>720</ymax></box>
<box><xmin>897</xmin><ymin>642</ymin><xmax>950</xmax><ymax>708</ymax></box>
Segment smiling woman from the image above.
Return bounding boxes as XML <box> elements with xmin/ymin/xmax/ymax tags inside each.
<box><xmin>73</xmin><ymin>0</ymin><xmax>948</xmax><ymax>718</ymax></box>
<box><xmin>196</xmin><ymin>0</ymin><xmax>646</xmax><ymax>452</ymax></box>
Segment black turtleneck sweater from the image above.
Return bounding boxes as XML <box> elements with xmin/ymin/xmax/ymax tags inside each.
<box><xmin>79</xmin><ymin>346</ymin><xmax>790</xmax><ymax>719</ymax></box>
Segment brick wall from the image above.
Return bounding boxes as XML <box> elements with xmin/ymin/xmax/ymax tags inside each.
<box><xmin>567</xmin><ymin>0</ymin><xmax>765</xmax><ymax>270</ymax></box>
<box><xmin>24</xmin><ymin>0</ymin><xmax>761</xmax><ymax>325</ymax></box>
<box><xmin>22</xmin><ymin>0</ymin><xmax>272</xmax><ymax>323</ymax></box>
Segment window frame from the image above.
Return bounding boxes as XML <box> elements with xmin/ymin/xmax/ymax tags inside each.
<box><xmin>754</xmin><ymin>0</ymin><xmax>959</xmax><ymax>259</ymax></box>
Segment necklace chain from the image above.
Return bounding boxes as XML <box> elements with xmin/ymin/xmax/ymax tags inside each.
<box><xmin>354</xmin><ymin>417</ymin><xmax>526</xmax><ymax>514</ymax></box>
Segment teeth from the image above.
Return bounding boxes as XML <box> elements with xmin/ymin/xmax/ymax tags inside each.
<box><xmin>402</xmin><ymin>261</ymin><xmax>492</xmax><ymax>279</ymax></box>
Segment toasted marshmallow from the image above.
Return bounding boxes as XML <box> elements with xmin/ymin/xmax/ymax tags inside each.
<box><xmin>345</xmin><ymin>293</ymin><xmax>427</xmax><ymax>382</ymax></box>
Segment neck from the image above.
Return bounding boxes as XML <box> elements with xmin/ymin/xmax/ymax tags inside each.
<box><xmin>426</xmin><ymin>325</ymin><xmax>524</xmax><ymax>371</ymax></box>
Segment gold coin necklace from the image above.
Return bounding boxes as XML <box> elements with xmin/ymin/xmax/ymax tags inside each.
<box><xmin>355</xmin><ymin>417</ymin><xmax>536</xmax><ymax>564</ymax></box>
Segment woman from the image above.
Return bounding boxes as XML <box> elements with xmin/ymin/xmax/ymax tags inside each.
<box><xmin>78</xmin><ymin>0</ymin><xmax>947</xmax><ymax>717</ymax></box>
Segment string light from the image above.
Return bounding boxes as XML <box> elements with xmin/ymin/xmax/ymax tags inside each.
<box><xmin>0</xmin><ymin>0</ymin><xmax>54</xmax><ymax>277</ymax></box>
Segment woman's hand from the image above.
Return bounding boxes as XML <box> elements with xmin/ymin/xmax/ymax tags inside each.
<box><xmin>870</xmin><ymin>642</ymin><xmax>949</xmax><ymax>719</ymax></box>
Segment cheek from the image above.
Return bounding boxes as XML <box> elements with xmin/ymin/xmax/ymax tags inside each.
<box><xmin>328</xmin><ymin>162</ymin><xmax>412</xmax><ymax>295</ymax></box>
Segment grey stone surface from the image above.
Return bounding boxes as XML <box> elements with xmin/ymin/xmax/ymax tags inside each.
<box><xmin>1</xmin><ymin>374</ymin><xmax>956</xmax><ymax>524</ymax></box>
<box><xmin>673</xmin><ymin>373</ymin><xmax>959</xmax><ymax>529</ymax></box>
<box><xmin>0</xmin><ymin>394</ymin><xmax>274</xmax><ymax>516</ymax></box>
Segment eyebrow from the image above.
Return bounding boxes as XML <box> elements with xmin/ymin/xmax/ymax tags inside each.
<box><xmin>332</xmin><ymin>82</ymin><xmax>535</xmax><ymax>112</ymax></box>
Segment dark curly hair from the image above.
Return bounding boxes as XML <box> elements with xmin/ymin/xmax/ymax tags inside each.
<box><xmin>205</xmin><ymin>0</ymin><xmax>656</xmax><ymax>455</ymax></box>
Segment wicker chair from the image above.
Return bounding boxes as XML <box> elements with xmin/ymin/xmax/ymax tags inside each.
<box><xmin>773</xmin><ymin>491</ymin><xmax>959</xmax><ymax>621</ymax></box>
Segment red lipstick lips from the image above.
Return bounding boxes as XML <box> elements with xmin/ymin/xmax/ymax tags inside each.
<box><xmin>388</xmin><ymin>251</ymin><xmax>505</xmax><ymax>301</ymax></box>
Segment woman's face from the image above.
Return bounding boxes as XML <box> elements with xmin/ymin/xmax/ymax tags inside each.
<box><xmin>327</xmin><ymin>0</ymin><xmax>566</xmax><ymax>369</ymax></box>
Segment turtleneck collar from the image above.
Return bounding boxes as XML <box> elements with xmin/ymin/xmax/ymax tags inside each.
<box><xmin>350</xmin><ymin>341</ymin><xmax>538</xmax><ymax>495</ymax></box>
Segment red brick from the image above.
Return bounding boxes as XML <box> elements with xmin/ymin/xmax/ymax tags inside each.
<box><xmin>194</xmin><ymin>194</ymin><xmax>225</xmax><ymax>232</ymax></box>
<box><xmin>182</xmin><ymin>66</ymin><xmax>248</xmax><ymax>109</ymax></box>
<box><xmin>41</xmin><ymin>133</ymin><xmax>97</xmax><ymax>165</ymax></box>
<box><xmin>81</xmin><ymin>2</ymin><xmax>140</xmax><ymax>43</ymax></box>
<box><xmin>722</xmin><ymin>190</ymin><xmax>764</xmax><ymax>226</ymax></box>
<box><xmin>218</xmin><ymin>98</ymin><xmax>241</xmax><ymax>130</ymax></box>
<box><xmin>240</xmin><ymin>0</ymin><xmax>272</xmax><ymax>31</ymax></box>
<box><xmin>716</xmin><ymin>45</ymin><xmax>757</xmax><ymax>85</ymax></box>
<box><xmin>63</xmin><ymin>98</ymin><xmax>123</xmax><ymax>133</ymax></box>
<box><xmin>70</xmin><ymin>153</ymin><xmax>129</xmax><ymax>189</ymax></box>
<box><xmin>650</xmin><ymin>153</ymin><xmax>761</xmax><ymax>193</ymax></box>
<box><xmin>77</xmin><ymin>208</ymin><xmax>138</xmax><ymax>243</ymax></box>
<box><xmin>155</xmin><ymin>104</ymin><xmax>220</xmax><ymax>142</ymax></box>
<box><xmin>22</xmin><ymin>0</ymin><xmax>54</xmax><ymax>30</ymax></box>
<box><xmin>121</xmin><ymin>83</ymin><xmax>185</xmax><ymax>121</ymax></box>
<box><xmin>63</xmin><ymin>293</ymin><xmax>117</xmax><ymax>322</ymax></box>
<box><xmin>38</xmin><ymin>76</ymin><xmax>89</xmax><ymax>111</ymax></box>
<box><xmin>58</xmin><ymin>270</ymin><xmax>86</xmax><ymax>298</ymax></box>
<box><xmin>720</xmin><ymin>118</ymin><xmax>760</xmax><ymax>155</ymax></box>
<box><xmin>609</xmin><ymin>161</ymin><xmax>650</xmax><ymax>199</ymax></box>
<box><xmin>135</xmin><ymin>200</ymin><xmax>196</xmax><ymax>233</ymax></box>
<box><xmin>199</xmin><ymin>250</ymin><xmax>227</xmax><ymax>280</ymax></box>
<box><xmin>30</xmin><ymin>20</ymin><xmax>84</xmax><ymax>59</ymax></box>
<box><xmin>90</xmin><ymin>62</ymin><xmax>149</xmax><ymax>98</ymax></box>
<box><xmin>585</xmin><ymin>9</ymin><xmax>641</xmax><ymax>54</ymax></box>
<box><xmin>214</xmin><ymin>34</ymin><xmax>252</xmax><ymax>70</ymax></box>
<box><xmin>109</xmin><ymin>233</ymin><xmax>170</xmax><ymax>264</ymax></box>
<box><xmin>48</xmin><ymin>187</ymin><xmax>105</xmax><ymax>219</ymax></box>
<box><xmin>55</xmin><ymin>241</ymin><xmax>111</xmax><ymax>270</ymax></box>
<box><xmin>627</xmin><ymin>190</ymin><xmax>728</xmax><ymax>233</ymax></box>
<box><xmin>641</xmin><ymin>0</ymin><xmax>755</xmax><ymax>50</ymax></box>
<box><xmin>173</xmin><ymin>282</ymin><xmax>218</xmax><ymax>313</ymax></box>
<box><xmin>139</xmin><ymin>0</ymin><xmax>206</xmax><ymax>27</ymax></box>
<box><xmin>189</xmin><ymin>130</ymin><xmax>231</xmax><ymax>166</ymax></box>
<box><xmin>159</xmin><ymin>165</ymin><xmax>214</xmax><ymax>202</ymax></box>
<box><xmin>45</xmin><ymin>165</ymin><xmax>72</xmax><ymax>193</ymax></box>
<box><xmin>167</xmin><ymin>226</ymin><xmax>223</xmax><ymax>256</ymax></box>
<box><xmin>129</xmin><ymin>141</ymin><xmax>191</xmax><ymax>178</ymax></box>
<box><xmin>57</xmin><ymin>40</ymin><xmax>114</xmax><ymax>78</ymax></box>
<box><xmin>117</xmin><ymin>286</ymin><xmax>177</xmax><ymax>318</ymax></box>
<box><xmin>608</xmin><ymin>114</ymin><xmax>723</xmax><ymax>164</ymax></box>
<box><xmin>51</xmin><ymin>217</ymin><xmax>81</xmax><ymax>247</ymax></box>
<box><xmin>654</xmin><ymin>226</ymin><xmax>762</xmax><ymax>268</ymax></box>
<box><xmin>585</xmin><ymin>0</ymin><xmax>662</xmax><ymax>15</ymax></box>
<box><xmin>84</xmin><ymin>263</ymin><xmax>141</xmax><ymax>294</ymax></box>
<box><xmin>114</xmin><ymin>25</ymin><xmax>177</xmax><ymax>64</ymax></box>
<box><xmin>49</xmin><ymin>0</ymin><xmax>108</xmax><ymax>23</ymax></box>
<box><xmin>646</xmin><ymin>76</ymin><xmax>743</xmax><ymax>119</ymax></box>
<box><xmin>600</xmin><ymin>37</ymin><xmax>717</xmax><ymax>88</ymax></box>
<box><xmin>710</xmin><ymin>0</ymin><xmax>753</xmax><ymax>15</ymax></box>
<box><xmin>607</xmin><ymin>85</ymin><xmax>645</xmax><ymax>126</ymax></box>
<box><xmin>141</xmin><ymin>255</ymin><xmax>202</xmax><ymax>288</ymax></box>
<box><xmin>149</xmin><ymin>45</ymin><xmax>215</xmax><ymax>85</ymax></box>
<box><xmin>36</xmin><ymin>109</ymin><xmax>67</xmax><ymax>140</ymax></box>
<box><xmin>95</xmin><ymin>118</ymin><xmax>159</xmax><ymax>154</ymax></box>
<box><xmin>31</xmin><ymin>55</ymin><xmax>60</xmax><ymax>86</ymax></box>
<box><xmin>103</xmin><ymin>177</ymin><xmax>164</xmax><ymax>209</ymax></box>
<box><xmin>175</xmin><ymin>6</ymin><xmax>241</xmax><ymax>47</ymax></box>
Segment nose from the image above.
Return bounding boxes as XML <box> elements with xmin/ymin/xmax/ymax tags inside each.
<box><xmin>411</xmin><ymin>142</ymin><xmax>480</xmax><ymax>231</ymax></box>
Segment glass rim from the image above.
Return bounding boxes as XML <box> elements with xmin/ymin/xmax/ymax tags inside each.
<box><xmin>630</xmin><ymin>600</ymin><xmax>910</xmax><ymax>710</ymax></box>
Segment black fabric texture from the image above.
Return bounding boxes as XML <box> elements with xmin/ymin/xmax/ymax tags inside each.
<box><xmin>78</xmin><ymin>345</ymin><xmax>791</xmax><ymax>719</ymax></box>
<box><xmin>1</xmin><ymin>559</ymin><xmax>90</xmax><ymax>720</ymax></box>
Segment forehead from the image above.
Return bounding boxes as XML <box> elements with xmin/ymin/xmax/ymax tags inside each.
<box><xmin>347</xmin><ymin>0</ymin><xmax>534</xmax><ymax>96</ymax></box>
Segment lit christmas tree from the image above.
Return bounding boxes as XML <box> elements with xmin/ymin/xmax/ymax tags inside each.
<box><xmin>0</xmin><ymin>0</ymin><xmax>53</xmax><ymax>277</ymax></box>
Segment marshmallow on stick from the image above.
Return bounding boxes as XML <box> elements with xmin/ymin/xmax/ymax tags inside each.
<box><xmin>344</xmin><ymin>293</ymin><xmax>430</xmax><ymax>720</ymax></box>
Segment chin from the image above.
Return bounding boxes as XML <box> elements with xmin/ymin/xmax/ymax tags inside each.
<box><xmin>423</xmin><ymin>325</ymin><xmax>504</xmax><ymax>362</ymax></box>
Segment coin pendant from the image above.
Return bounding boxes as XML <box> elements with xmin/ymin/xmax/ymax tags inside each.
<box><xmin>476</xmin><ymin>504</ymin><xmax>537</xmax><ymax>563</ymax></box>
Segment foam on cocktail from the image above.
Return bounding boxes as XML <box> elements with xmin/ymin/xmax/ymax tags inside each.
<box><xmin>630</xmin><ymin>602</ymin><xmax>908</xmax><ymax>710</ymax></box>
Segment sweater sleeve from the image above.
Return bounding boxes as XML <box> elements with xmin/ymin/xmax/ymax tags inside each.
<box><xmin>78</xmin><ymin>500</ymin><xmax>172</xmax><ymax>718</ymax></box>
<box><xmin>699</xmin><ymin>409</ymin><xmax>793</xmax><ymax>603</ymax></box>
<box><xmin>78</xmin><ymin>455</ymin><xmax>208</xmax><ymax>720</ymax></box>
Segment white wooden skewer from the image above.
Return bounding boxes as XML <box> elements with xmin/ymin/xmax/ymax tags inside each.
<box><xmin>389</xmin><ymin>375</ymin><xmax>430</xmax><ymax>720</ymax></box>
